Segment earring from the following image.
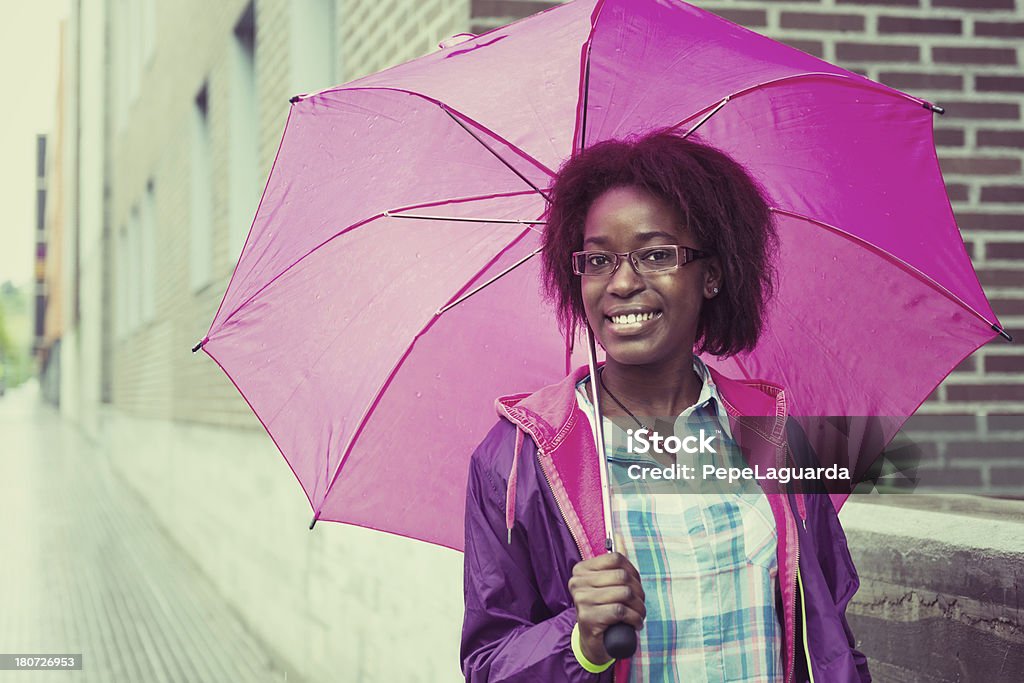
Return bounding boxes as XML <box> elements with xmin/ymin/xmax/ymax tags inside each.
<box><xmin>712</xmin><ymin>286</ymin><xmax>719</xmax><ymax>295</ymax></box>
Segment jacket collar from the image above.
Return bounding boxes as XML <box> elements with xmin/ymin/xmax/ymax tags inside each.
<box><xmin>494</xmin><ymin>362</ymin><xmax>792</xmax><ymax>561</ymax></box>
<box><xmin>498</xmin><ymin>362</ymin><xmax>788</xmax><ymax>450</ymax></box>
<box><xmin>495</xmin><ymin>365</ymin><xmax>591</xmax><ymax>447</ymax></box>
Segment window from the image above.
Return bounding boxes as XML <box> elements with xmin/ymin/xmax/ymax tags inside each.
<box><xmin>129</xmin><ymin>204</ymin><xmax>141</xmax><ymax>331</ymax></box>
<box><xmin>127</xmin><ymin>0</ymin><xmax>142</xmax><ymax>103</ymax></box>
<box><xmin>190</xmin><ymin>84</ymin><xmax>214</xmax><ymax>291</ymax></box>
<box><xmin>141</xmin><ymin>180</ymin><xmax>156</xmax><ymax>322</ymax></box>
<box><xmin>229</xmin><ymin>2</ymin><xmax>259</xmax><ymax>260</ymax></box>
<box><xmin>117</xmin><ymin>224</ymin><xmax>128</xmax><ymax>339</ymax></box>
<box><xmin>291</xmin><ymin>0</ymin><xmax>338</xmax><ymax>95</ymax></box>
<box><xmin>142</xmin><ymin>0</ymin><xmax>156</xmax><ymax>64</ymax></box>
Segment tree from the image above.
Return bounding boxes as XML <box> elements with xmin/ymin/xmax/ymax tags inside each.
<box><xmin>0</xmin><ymin>283</ymin><xmax>32</xmax><ymax>388</ymax></box>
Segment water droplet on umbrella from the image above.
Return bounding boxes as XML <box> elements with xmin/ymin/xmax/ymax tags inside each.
<box><xmin>415</xmin><ymin>391</ymin><xmax>422</xmax><ymax>398</ymax></box>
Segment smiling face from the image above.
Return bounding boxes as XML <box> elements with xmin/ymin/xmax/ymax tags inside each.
<box><xmin>581</xmin><ymin>185</ymin><xmax>720</xmax><ymax>372</ymax></box>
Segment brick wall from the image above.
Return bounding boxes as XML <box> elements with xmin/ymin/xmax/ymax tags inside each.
<box><xmin>341</xmin><ymin>0</ymin><xmax>470</xmax><ymax>81</ymax></box>
<box><xmin>471</xmin><ymin>0</ymin><xmax>1024</xmax><ymax>494</ymax></box>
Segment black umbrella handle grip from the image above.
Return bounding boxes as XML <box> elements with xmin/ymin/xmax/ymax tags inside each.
<box><xmin>603</xmin><ymin>622</ymin><xmax>637</xmax><ymax>659</ymax></box>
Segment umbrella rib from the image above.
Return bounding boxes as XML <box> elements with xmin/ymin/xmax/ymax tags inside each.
<box><xmin>210</xmin><ymin>190</ymin><xmax>541</xmax><ymax>333</ymax></box>
<box><xmin>771</xmin><ymin>207</ymin><xmax>1007</xmax><ymax>336</ymax></box>
<box><xmin>384</xmin><ymin>211</ymin><xmax>546</xmax><ymax>229</ymax></box>
<box><xmin>318</xmin><ymin>85</ymin><xmax>557</xmax><ymax>182</ymax></box>
<box><xmin>208</xmin><ymin>93</ymin><xmax>558</xmax><ymax>338</ymax></box>
<box><xmin>440</xmin><ymin>106</ymin><xmax>552</xmax><ymax>203</ymax></box>
<box><xmin>390</xmin><ymin>189</ymin><xmax>540</xmax><ymax>214</ymax></box>
<box><xmin>314</xmin><ymin>227</ymin><xmax>539</xmax><ymax>517</ymax></box>
<box><xmin>203</xmin><ymin>103</ymin><xmax>298</xmax><ymax>344</ymax></box>
<box><xmin>668</xmin><ymin>72</ymin><xmax>935</xmax><ymax>136</ymax></box>
<box><xmin>678</xmin><ymin>98</ymin><xmax>729</xmax><ymax>139</ymax></box>
<box><xmin>578</xmin><ymin>37</ymin><xmax>592</xmax><ymax>153</ymax></box>
<box><xmin>201</xmin><ymin>333</ymin><xmax>319</xmax><ymax>517</ymax></box>
<box><xmin>437</xmin><ymin>246</ymin><xmax>542</xmax><ymax>315</ymax></box>
<box><xmin>729</xmin><ymin>354</ymin><xmax>753</xmax><ymax>380</ymax></box>
<box><xmin>572</xmin><ymin>0</ymin><xmax>606</xmax><ymax>155</ymax></box>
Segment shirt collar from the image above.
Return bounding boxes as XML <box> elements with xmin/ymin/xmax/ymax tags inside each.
<box><xmin>574</xmin><ymin>356</ymin><xmax>733</xmax><ymax>441</ymax></box>
<box><xmin>683</xmin><ymin>356</ymin><xmax>732</xmax><ymax>441</ymax></box>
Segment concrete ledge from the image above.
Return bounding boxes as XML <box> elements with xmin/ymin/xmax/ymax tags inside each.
<box><xmin>840</xmin><ymin>498</ymin><xmax>1024</xmax><ymax>682</ymax></box>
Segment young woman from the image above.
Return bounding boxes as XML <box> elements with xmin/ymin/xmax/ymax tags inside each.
<box><xmin>461</xmin><ymin>130</ymin><xmax>870</xmax><ymax>682</ymax></box>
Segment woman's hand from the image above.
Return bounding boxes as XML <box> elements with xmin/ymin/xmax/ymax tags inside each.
<box><xmin>568</xmin><ymin>552</ymin><xmax>646</xmax><ymax>664</ymax></box>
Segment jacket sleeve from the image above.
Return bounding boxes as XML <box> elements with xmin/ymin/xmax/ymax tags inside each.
<box><xmin>815</xmin><ymin>495</ymin><xmax>871</xmax><ymax>682</ymax></box>
<box><xmin>787</xmin><ymin>419</ymin><xmax>871</xmax><ymax>682</ymax></box>
<box><xmin>461</xmin><ymin>423</ymin><xmax>609</xmax><ymax>683</ymax></box>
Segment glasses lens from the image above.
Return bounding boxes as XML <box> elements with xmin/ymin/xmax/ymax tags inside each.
<box><xmin>574</xmin><ymin>251</ymin><xmax>617</xmax><ymax>275</ymax></box>
<box><xmin>633</xmin><ymin>246</ymin><xmax>680</xmax><ymax>273</ymax></box>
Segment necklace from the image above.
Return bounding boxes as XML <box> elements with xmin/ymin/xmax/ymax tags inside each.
<box><xmin>597</xmin><ymin>366</ymin><xmax>646</xmax><ymax>430</ymax></box>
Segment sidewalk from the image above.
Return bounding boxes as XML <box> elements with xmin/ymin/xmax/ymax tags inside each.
<box><xmin>0</xmin><ymin>382</ymin><xmax>302</xmax><ymax>683</ymax></box>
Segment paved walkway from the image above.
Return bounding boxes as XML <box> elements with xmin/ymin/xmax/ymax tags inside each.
<box><xmin>0</xmin><ymin>383</ymin><xmax>301</xmax><ymax>683</ymax></box>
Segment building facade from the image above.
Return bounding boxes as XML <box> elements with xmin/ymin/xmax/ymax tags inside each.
<box><xmin>87</xmin><ymin>0</ymin><xmax>1024</xmax><ymax>480</ymax></box>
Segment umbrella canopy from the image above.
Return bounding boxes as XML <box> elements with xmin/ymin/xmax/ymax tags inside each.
<box><xmin>200</xmin><ymin>0</ymin><xmax>1004</xmax><ymax>550</ymax></box>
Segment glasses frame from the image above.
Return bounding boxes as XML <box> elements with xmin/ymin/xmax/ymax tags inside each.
<box><xmin>571</xmin><ymin>245</ymin><xmax>712</xmax><ymax>277</ymax></box>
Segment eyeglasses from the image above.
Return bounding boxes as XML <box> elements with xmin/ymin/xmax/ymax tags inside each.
<box><xmin>571</xmin><ymin>245</ymin><xmax>712</xmax><ymax>277</ymax></box>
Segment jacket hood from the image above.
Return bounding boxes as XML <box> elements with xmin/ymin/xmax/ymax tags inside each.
<box><xmin>496</xmin><ymin>362</ymin><xmax>788</xmax><ymax>450</ymax></box>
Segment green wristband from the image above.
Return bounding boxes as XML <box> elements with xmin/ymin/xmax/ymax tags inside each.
<box><xmin>571</xmin><ymin>622</ymin><xmax>615</xmax><ymax>673</ymax></box>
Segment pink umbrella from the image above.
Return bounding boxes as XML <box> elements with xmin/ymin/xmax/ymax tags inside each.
<box><xmin>196</xmin><ymin>0</ymin><xmax>1006</xmax><ymax>550</ymax></box>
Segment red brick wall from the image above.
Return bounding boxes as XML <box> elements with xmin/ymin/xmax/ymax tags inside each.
<box><xmin>471</xmin><ymin>0</ymin><xmax>1024</xmax><ymax>494</ymax></box>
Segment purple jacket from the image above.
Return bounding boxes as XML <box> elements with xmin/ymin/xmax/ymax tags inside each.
<box><xmin>462</xmin><ymin>365</ymin><xmax>871</xmax><ymax>682</ymax></box>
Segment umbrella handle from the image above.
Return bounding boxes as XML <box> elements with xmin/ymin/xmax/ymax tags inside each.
<box><xmin>585</xmin><ymin>327</ymin><xmax>639</xmax><ymax>660</ymax></box>
<box><xmin>604</xmin><ymin>622</ymin><xmax>637</xmax><ymax>659</ymax></box>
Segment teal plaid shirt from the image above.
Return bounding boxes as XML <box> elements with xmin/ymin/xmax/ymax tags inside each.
<box><xmin>577</xmin><ymin>359</ymin><xmax>783</xmax><ymax>682</ymax></box>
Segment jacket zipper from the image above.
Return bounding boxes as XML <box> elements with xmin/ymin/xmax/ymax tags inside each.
<box><xmin>536</xmin><ymin>442</ymin><xmax>616</xmax><ymax>681</ymax></box>
<box><xmin>500</xmin><ymin>405</ymin><xmax>584</xmax><ymax>557</ymax></box>
<box><xmin>504</xmin><ymin>406</ymin><xmax>609</xmax><ymax>679</ymax></box>
<box><xmin>536</xmin><ymin>443</ymin><xmax>588</xmax><ymax>562</ymax></box>
<box><xmin>798</xmin><ymin>563</ymin><xmax>815</xmax><ymax>683</ymax></box>
<box><xmin>786</xmin><ymin>510</ymin><xmax>801</xmax><ymax>683</ymax></box>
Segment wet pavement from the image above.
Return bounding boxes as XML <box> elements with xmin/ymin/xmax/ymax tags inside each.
<box><xmin>0</xmin><ymin>382</ymin><xmax>300</xmax><ymax>683</ymax></box>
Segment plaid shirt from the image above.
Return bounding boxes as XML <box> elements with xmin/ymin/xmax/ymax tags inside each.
<box><xmin>577</xmin><ymin>359</ymin><xmax>783</xmax><ymax>682</ymax></box>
